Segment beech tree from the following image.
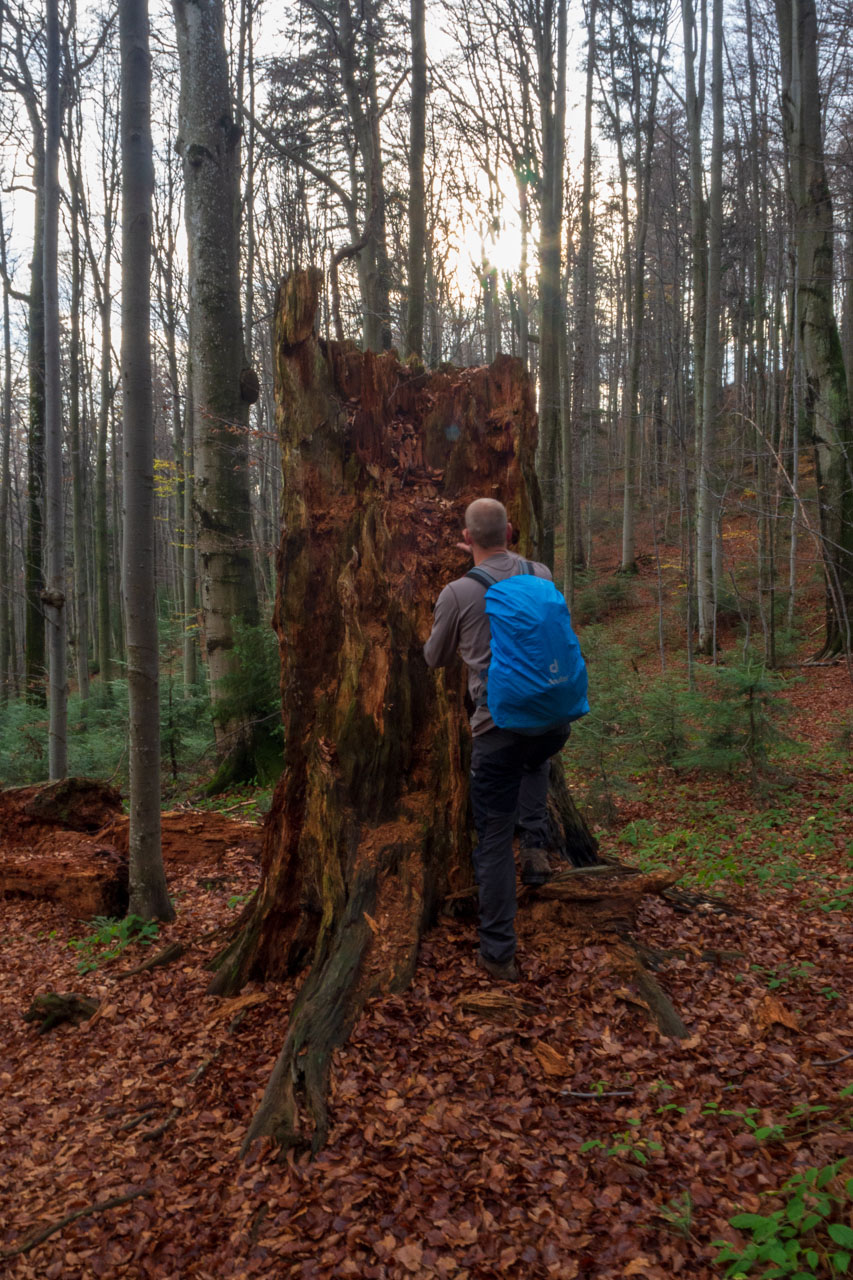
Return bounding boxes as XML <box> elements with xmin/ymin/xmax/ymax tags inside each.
<box><xmin>775</xmin><ymin>0</ymin><xmax>853</xmax><ymax>655</ymax></box>
<box><xmin>695</xmin><ymin>0</ymin><xmax>723</xmax><ymax>654</ymax></box>
<box><xmin>43</xmin><ymin>0</ymin><xmax>66</xmax><ymax>777</ymax></box>
<box><xmin>172</xmin><ymin>0</ymin><xmax>264</xmax><ymax>786</ymax></box>
<box><xmin>0</xmin><ymin>4</ymin><xmax>47</xmax><ymax>701</ymax></box>
<box><xmin>405</xmin><ymin>0</ymin><xmax>427</xmax><ymax>359</ymax></box>
<box><xmin>120</xmin><ymin>0</ymin><xmax>174</xmax><ymax>921</ymax></box>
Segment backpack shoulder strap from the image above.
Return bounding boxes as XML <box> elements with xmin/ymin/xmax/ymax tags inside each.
<box><xmin>466</xmin><ymin>566</ymin><xmax>498</xmax><ymax>590</ymax></box>
<box><xmin>521</xmin><ymin>559</ymin><xmax>534</xmax><ymax>575</ymax></box>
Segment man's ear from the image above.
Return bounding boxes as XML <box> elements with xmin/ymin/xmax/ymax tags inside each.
<box><xmin>506</xmin><ymin>521</ymin><xmax>514</xmax><ymax>544</ymax></box>
<box><xmin>463</xmin><ymin>528</ymin><xmax>472</xmax><ymax>545</ymax></box>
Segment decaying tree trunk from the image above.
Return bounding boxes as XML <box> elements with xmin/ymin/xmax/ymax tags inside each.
<box><xmin>0</xmin><ymin>778</ymin><xmax>261</xmax><ymax>917</ymax></box>
<box><xmin>211</xmin><ymin>269</ymin><xmax>597</xmax><ymax>1154</ymax></box>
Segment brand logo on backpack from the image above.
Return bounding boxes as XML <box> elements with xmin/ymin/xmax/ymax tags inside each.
<box><xmin>467</xmin><ymin>563</ymin><xmax>589</xmax><ymax>733</ymax></box>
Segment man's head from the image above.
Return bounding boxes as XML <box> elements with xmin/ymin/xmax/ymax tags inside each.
<box><xmin>464</xmin><ymin>498</ymin><xmax>509</xmax><ymax>551</ymax></box>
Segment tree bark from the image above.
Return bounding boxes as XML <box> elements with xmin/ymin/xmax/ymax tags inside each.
<box><xmin>65</xmin><ymin>100</ymin><xmax>90</xmax><ymax>710</ymax></box>
<box><xmin>696</xmin><ymin>0</ymin><xmax>723</xmax><ymax>654</ymax></box>
<box><xmin>172</xmin><ymin>0</ymin><xmax>265</xmax><ymax>783</ymax></box>
<box><xmin>120</xmin><ymin>0</ymin><xmax>174</xmax><ymax>922</ymax></box>
<box><xmin>775</xmin><ymin>0</ymin><xmax>853</xmax><ymax>656</ymax></box>
<box><xmin>567</xmin><ymin>0</ymin><xmax>598</xmax><ymax>595</ymax></box>
<box><xmin>43</xmin><ymin>0</ymin><xmax>67</xmax><ymax>777</ymax></box>
<box><xmin>0</xmin><ymin>202</ymin><xmax>13</xmax><ymax>702</ymax></box>
<box><xmin>405</xmin><ymin>0</ymin><xmax>427</xmax><ymax>359</ymax></box>
<box><xmin>210</xmin><ymin>271</ymin><xmax>596</xmax><ymax>1154</ymax></box>
<box><xmin>26</xmin><ymin>121</ymin><xmax>46</xmax><ymax>703</ymax></box>
<box><xmin>535</xmin><ymin>0</ymin><xmax>567</xmax><ymax>572</ymax></box>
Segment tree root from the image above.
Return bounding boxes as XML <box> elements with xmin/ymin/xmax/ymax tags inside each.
<box><xmin>241</xmin><ymin>877</ymin><xmax>378</xmax><ymax>1158</ymax></box>
<box><xmin>114</xmin><ymin>940</ymin><xmax>187</xmax><ymax>979</ymax></box>
<box><xmin>0</xmin><ymin>1189</ymin><xmax>152</xmax><ymax>1259</ymax></box>
<box><xmin>628</xmin><ymin>965</ymin><xmax>689</xmax><ymax>1039</ymax></box>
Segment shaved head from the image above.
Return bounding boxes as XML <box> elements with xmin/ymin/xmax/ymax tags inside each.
<box><xmin>465</xmin><ymin>498</ymin><xmax>509</xmax><ymax>550</ymax></box>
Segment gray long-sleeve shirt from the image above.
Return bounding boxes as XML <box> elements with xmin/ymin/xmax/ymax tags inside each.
<box><xmin>423</xmin><ymin>550</ymin><xmax>552</xmax><ymax>735</ymax></box>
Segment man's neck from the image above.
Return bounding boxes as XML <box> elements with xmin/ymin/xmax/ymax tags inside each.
<box><xmin>472</xmin><ymin>545</ymin><xmax>509</xmax><ymax>566</ymax></box>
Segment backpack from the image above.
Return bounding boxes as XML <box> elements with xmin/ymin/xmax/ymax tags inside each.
<box><xmin>467</xmin><ymin>560</ymin><xmax>589</xmax><ymax>734</ymax></box>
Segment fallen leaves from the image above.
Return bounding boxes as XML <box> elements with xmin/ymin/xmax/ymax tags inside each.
<box><xmin>533</xmin><ymin>1040</ymin><xmax>573</xmax><ymax>1076</ymax></box>
<box><xmin>2</xmin><ymin>762</ymin><xmax>853</xmax><ymax>1278</ymax></box>
<box><xmin>755</xmin><ymin>994</ymin><xmax>800</xmax><ymax>1032</ymax></box>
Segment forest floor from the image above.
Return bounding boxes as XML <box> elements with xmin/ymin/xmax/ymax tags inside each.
<box><xmin>2</xmin><ymin>511</ymin><xmax>853</xmax><ymax>1279</ymax></box>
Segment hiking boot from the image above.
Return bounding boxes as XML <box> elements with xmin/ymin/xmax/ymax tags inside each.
<box><xmin>521</xmin><ymin>847</ymin><xmax>552</xmax><ymax>887</ymax></box>
<box><xmin>477</xmin><ymin>953</ymin><xmax>519</xmax><ymax>982</ymax></box>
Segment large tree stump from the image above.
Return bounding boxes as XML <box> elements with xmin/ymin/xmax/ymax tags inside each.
<box><xmin>211</xmin><ymin>270</ymin><xmax>597</xmax><ymax>1153</ymax></box>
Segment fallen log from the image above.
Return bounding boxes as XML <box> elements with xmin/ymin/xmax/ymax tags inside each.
<box><xmin>1</xmin><ymin>784</ymin><xmax>261</xmax><ymax>917</ymax></box>
<box><xmin>22</xmin><ymin>992</ymin><xmax>99</xmax><ymax>1033</ymax></box>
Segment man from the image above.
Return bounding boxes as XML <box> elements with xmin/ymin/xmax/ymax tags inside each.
<box><xmin>423</xmin><ymin>497</ymin><xmax>570</xmax><ymax>982</ymax></box>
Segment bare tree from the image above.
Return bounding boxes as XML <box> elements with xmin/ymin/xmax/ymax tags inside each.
<box><xmin>775</xmin><ymin>0</ymin><xmax>853</xmax><ymax>656</ymax></box>
<box><xmin>120</xmin><ymin>0</ymin><xmax>174</xmax><ymax>920</ymax></box>
<box><xmin>172</xmin><ymin>0</ymin><xmax>265</xmax><ymax>786</ymax></box>
<box><xmin>43</xmin><ymin>0</ymin><xmax>67</xmax><ymax>776</ymax></box>
<box><xmin>405</xmin><ymin>0</ymin><xmax>426</xmax><ymax>358</ymax></box>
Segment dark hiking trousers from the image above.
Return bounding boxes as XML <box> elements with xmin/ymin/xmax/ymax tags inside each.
<box><xmin>469</xmin><ymin>725</ymin><xmax>570</xmax><ymax>966</ymax></box>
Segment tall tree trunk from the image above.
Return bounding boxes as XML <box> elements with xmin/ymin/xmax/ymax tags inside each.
<box><xmin>696</xmin><ymin>0</ymin><xmax>723</xmax><ymax>653</ymax></box>
<box><xmin>336</xmin><ymin>0</ymin><xmax>392</xmax><ymax>352</ymax></box>
<box><xmin>183</xmin><ymin>383</ymin><xmax>197</xmax><ymax>690</ymax></box>
<box><xmin>613</xmin><ymin>0</ymin><xmax>668</xmax><ymax>574</ymax></box>
<box><xmin>536</xmin><ymin>0</ymin><xmax>567</xmax><ymax>570</ymax></box>
<box><xmin>120</xmin><ymin>0</ymin><xmax>174</xmax><ymax>922</ymax></box>
<box><xmin>172</xmin><ymin>0</ymin><xmax>266</xmax><ymax>784</ymax></box>
<box><xmin>776</xmin><ymin>0</ymin><xmax>853</xmax><ymax>655</ymax></box>
<box><xmin>0</xmin><ymin>204</ymin><xmax>12</xmax><ymax>702</ymax></box>
<box><xmin>681</xmin><ymin>0</ymin><xmax>707</xmax><ymax>464</ymax></box>
<box><xmin>66</xmin><ymin>118</ymin><xmax>90</xmax><ymax>710</ymax></box>
<box><xmin>405</xmin><ymin>0</ymin><xmax>427</xmax><ymax>359</ymax></box>
<box><xmin>745</xmin><ymin>0</ymin><xmax>774</xmax><ymax>663</ymax></box>
<box><xmin>95</xmin><ymin>277</ymin><xmax>113</xmax><ymax>687</ymax></box>
<box><xmin>25</xmin><ymin>142</ymin><xmax>46</xmax><ymax>703</ymax></box>
<box><xmin>568</xmin><ymin>0</ymin><xmax>598</xmax><ymax>593</ymax></box>
<box><xmin>44</xmin><ymin>0</ymin><xmax>67</xmax><ymax>777</ymax></box>
<box><xmin>209</xmin><ymin>271</ymin><xmax>597</xmax><ymax>1154</ymax></box>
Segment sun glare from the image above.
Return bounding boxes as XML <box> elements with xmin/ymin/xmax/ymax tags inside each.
<box><xmin>454</xmin><ymin>212</ymin><xmax>527</xmax><ymax>292</ymax></box>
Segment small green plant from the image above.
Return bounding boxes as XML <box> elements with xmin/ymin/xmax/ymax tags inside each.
<box><xmin>749</xmin><ymin>961</ymin><xmax>815</xmax><ymax>991</ymax></box>
<box><xmin>580</xmin><ymin>1117</ymin><xmax>663</xmax><ymax>1166</ymax></box>
<box><xmin>227</xmin><ymin>890</ymin><xmax>255</xmax><ymax>910</ymax></box>
<box><xmin>675</xmin><ymin>655</ymin><xmax>794</xmax><ymax>784</ymax></box>
<box><xmin>572</xmin><ymin>572</ymin><xmax>634</xmax><ymax>626</ymax></box>
<box><xmin>714</xmin><ymin>1160</ymin><xmax>853</xmax><ymax>1278</ymax></box>
<box><xmin>69</xmin><ymin>915</ymin><xmax>160</xmax><ymax>974</ymax></box>
<box><xmin>656</xmin><ymin>1191</ymin><xmax>694</xmax><ymax>1239</ymax></box>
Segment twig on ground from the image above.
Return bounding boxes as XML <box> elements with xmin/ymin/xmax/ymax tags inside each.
<box><xmin>117</xmin><ymin>1107</ymin><xmax>161</xmax><ymax>1133</ymax></box>
<box><xmin>561</xmin><ymin>1089</ymin><xmax>635</xmax><ymax>1099</ymax></box>
<box><xmin>814</xmin><ymin>1048</ymin><xmax>853</xmax><ymax>1067</ymax></box>
<box><xmin>0</xmin><ymin>1189</ymin><xmax>152</xmax><ymax>1259</ymax></box>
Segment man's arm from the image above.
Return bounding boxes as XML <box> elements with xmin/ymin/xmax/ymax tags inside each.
<box><xmin>423</xmin><ymin>584</ymin><xmax>460</xmax><ymax>668</ymax></box>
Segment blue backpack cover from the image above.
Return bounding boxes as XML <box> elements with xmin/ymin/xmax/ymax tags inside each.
<box><xmin>468</xmin><ymin>563</ymin><xmax>589</xmax><ymax>733</ymax></box>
